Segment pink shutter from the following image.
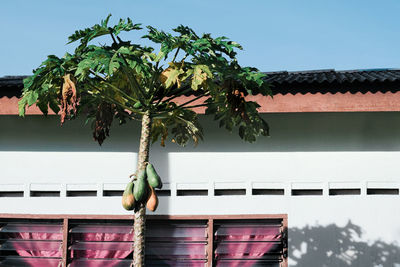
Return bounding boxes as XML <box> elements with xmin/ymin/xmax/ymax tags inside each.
<box><xmin>214</xmin><ymin>219</ymin><xmax>284</xmax><ymax>267</ymax></box>
<box><xmin>0</xmin><ymin>219</ymin><xmax>63</xmax><ymax>267</ymax></box>
<box><xmin>68</xmin><ymin>219</ymin><xmax>208</xmax><ymax>267</ymax></box>
<box><xmin>69</xmin><ymin>221</ymin><xmax>134</xmax><ymax>267</ymax></box>
<box><xmin>145</xmin><ymin>220</ymin><xmax>208</xmax><ymax>266</ymax></box>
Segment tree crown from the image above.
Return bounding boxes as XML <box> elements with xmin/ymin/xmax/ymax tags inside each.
<box><xmin>19</xmin><ymin>15</ymin><xmax>272</xmax><ymax>145</ymax></box>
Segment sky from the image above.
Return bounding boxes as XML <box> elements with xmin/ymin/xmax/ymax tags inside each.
<box><xmin>1</xmin><ymin>0</ymin><xmax>400</xmax><ymax>76</ymax></box>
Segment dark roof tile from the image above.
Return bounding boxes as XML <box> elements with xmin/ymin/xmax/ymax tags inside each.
<box><xmin>262</xmin><ymin>69</ymin><xmax>400</xmax><ymax>95</ymax></box>
<box><xmin>2</xmin><ymin>69</ymin><xmax>400</xmax><ymax>97</ymax></box>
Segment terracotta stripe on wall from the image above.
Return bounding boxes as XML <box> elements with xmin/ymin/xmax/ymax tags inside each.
<box><xmin>2</xmin><ymin>91</ymin><xmax>400</xmax><ymax>115</ymax></box>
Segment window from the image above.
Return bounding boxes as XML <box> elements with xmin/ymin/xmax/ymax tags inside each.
<box><xmin>0</xmin><ymin>215</ymin><xmax>287</xmax><ymax>267</ymax></box>
<box><xmin>0</xmin><ymin>219</ymin><xmax>63</xmax><ymax>267</ymax></box>
<box><xmin>214</xmin><ymin>219</ymin><xmax>285</xmax><ymax>267</ymax></box>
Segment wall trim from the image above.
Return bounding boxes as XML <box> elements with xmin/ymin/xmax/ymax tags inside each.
<box><xmin>2</xmin><ymin>91</ymin><xmax>400</xmax><ymax>115</ymax></box>
<box><xmin>0</xmin><ymin>213</ymin><xmax>287</xmax><ymax>220</ymax></box>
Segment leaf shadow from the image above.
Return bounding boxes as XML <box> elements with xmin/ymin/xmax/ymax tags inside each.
<box><xmin>289</xmin><ymin>221</ymin><xmax>400</xmax><ymax>267</ymax></box>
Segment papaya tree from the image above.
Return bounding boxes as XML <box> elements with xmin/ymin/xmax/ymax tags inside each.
<box><xmin>18</xmin><ymin>15</ymin><xmax>271</xmax><ymax>266</ymax></box>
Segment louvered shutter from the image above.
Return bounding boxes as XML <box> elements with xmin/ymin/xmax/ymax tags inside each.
<box><xmin>214</xmin><ymin>219</ymin><xmax>285</xmax><ymax>267</ymax></box>
<box><xmin>68</xmin><ymin>220</ymin><xmax>208</xmax><ymax>267</ymax></box>
<box><xmin>0</xmin><ymin>219</ymin><xmax>63</xmax><ymax>267</ymax></box>
<box><xmin>0</xmin><ymin>216</ymin><xmax>287</xmax><ymax>266</ymax></box>
<box><xmin>68</xmin><ymin>220</ymin><xmax>134</xmax><ymax>267</ymax></box>
<box><xmin>145</xmin><ymin>220</ymin><xmax>208</xmax><ymax>266</ymax></box>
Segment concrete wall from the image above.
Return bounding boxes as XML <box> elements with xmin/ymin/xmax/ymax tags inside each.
<box><xmin>1</xmin><ymin>112</ymin><xmax>400</xmax><ymax>266</ymax></box>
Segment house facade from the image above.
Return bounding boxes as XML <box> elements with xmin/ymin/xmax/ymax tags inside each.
<box><xmin>1</xmin><ymin>69</ymin><xmax>400</xmax><ymax>266</ymax></box>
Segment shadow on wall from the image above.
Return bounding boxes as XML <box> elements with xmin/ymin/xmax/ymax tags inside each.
<box><xmin>289</xmin><ymin>221</ymin><xmax>400</xmax><ymax>267</ymax></box>
<box><xmin>3</xmin><ymin>112</ymin><xmax>400</xmax><ymax>152</ymax></box>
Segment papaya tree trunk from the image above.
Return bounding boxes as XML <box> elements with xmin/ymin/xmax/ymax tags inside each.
<box><xmin>133</xmin><ymin>111</ymin><xmax>152</xmax><ymax>267</ymax></box>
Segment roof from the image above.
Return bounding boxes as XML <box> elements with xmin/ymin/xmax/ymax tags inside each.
<box><xmin>2</xmin><ymin>69</ymin><xmax>400</xmax><ymax>97</ymax></box>
<box><xmin>0</xmin><ymin>75</ymin><xmax>27</xmax><ymax>98</ymax></box>
<box><xmin>265</xmin><ymin>69</ymin><xmax>400</xmax><ymax>84</ymax></box>
<box><xmin>262</xmin><ymin>69</ymin><xmax>400</xmax><ymax>95</ymax></box>
<box><xmin>2</xmin><ymin>69</ymin><xmax>400</xmax><ymax>114</ymax></box>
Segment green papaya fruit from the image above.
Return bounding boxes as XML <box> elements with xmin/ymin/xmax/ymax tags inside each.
<box><xmin>133</xmin><ymin>101</ymin><xmax>142</xmax><ymax>109</ymax></box>
<box><xmin>146</xmin><ymin>163</ymin><xmax>163</xmax><ymax>189</ymax></box>
<box><xmin>134</xmin><ymin>176</ymin><xmax>148</xmax><ymax>202</ymax></box>
<box><xmin>122</xmin><ymin>182</ymin><xmax>135</xmax><ymax>210</ymax></box>
<box><xmin>137</xmin><ymin>169</ymin><xmax>147</xmax><ymax>180</ymax></box>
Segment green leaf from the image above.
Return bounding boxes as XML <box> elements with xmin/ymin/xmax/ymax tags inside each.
<box><xmin>26</xmin><ymin>90</ymin><xmax>39</xmax><ymax>106</ymax></box>
<box><xmin>67</xmin><ymin>15</ymin><xmax>140</xmax><ymax>53</ymax></box>
<box><xmin>239</xmin><ymin>125</ymin><xmax>245</xmax><ymax>139</ymax></box>
<box><xmin>155</xmin><ymin>50</ymin><xmax>166</xmax><ymax>62</ymax></box>
<box><xmin>36</xmin><ymin>99</ymin><xmax>49</xmax><ymax>115</ymax></box>
<box><xmin>18</xmin><ymin>98</ymin><xmax>28</xmax><ymax>117</ymax></box>
<box><xmin>112</xmin><ymin>17</ymin><xmax>142</xmax><ymax>35</ymax></box>
<box><xmin>101</xmin><ymin>14</ymin><xmax>112</xmax><ymax>27</ymax></box>
<box><xmin>49</xmin><ymin>98</ymin><xmax>60</xmax><ymax>114</ymax></box>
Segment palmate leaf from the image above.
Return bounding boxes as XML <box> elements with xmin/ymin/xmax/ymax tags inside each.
<box><xmin>75</xmin><ymin>46</ymin><xmax>114</xmax><ymax>77</ymax></box>
<box><xmin>19</xmin><ymin>54</ymin><xmax>71</xmax><ymax>116</ymax></box>
<box><xmin>68</xmin><ymin>26</ymin><xmax>110</xmax><ymax>52</ymax></box>
<box><xmin>68</xmin><ymin>14</ymin><xmax>141</xmax><ymax>53</ymax></box>
<box><xmin>191</xmin><ymin>64</ymin><xmax>213</xmax><ymax>91</ymax></box>
<box><xmin>18</xmin><ymin>92</ymin><xmax>32</xmax><ymax>116</ymax></box>
<box><xmin>237</xmin><ymin>67</ymin><xmax>271</xmax><ymax>95</ymax></box>
<box><xmin>171</xmin><ymin>110</ymin><xmax>203</xmax><ymax>145</ymax></box>
<box><xmin>151</xmin><ymin>119</ymin><xmax>168</xmax><ymax>146</ymax></box>
<box><xmin>207</xmin><ymin>95</ymin><xmax>269</xmax><ymax>143</ymax></box>
<box><xmin>172</xmin><ymin>25</ymin><xmax>199</xmax><ymax>39</ymax></box>
<box><xmin>159</xmin><ymin>63</ymin><xmax>184</xmax><ymax>89</ymax></box>
<box><xmin>112</xmin><ymin>17</ymin><xmax>142</xmax><ymax>35</ymax></box>
<box><xmin>143</xmin><ymin>26</ymin><xmax>178</xmax><ymax>62</ymax></box>
<box><xmin>152</xmin><ymin>107</ymin><xmax>203</xmax><ymax>147</ymax></box>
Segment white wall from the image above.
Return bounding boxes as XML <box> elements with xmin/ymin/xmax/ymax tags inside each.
<box><xmin>1</xmin><ymin>112</ymin><xmax>400</xmax><ymax>266</ymax></box>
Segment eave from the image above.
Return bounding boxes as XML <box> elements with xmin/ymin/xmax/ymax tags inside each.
<box><xmin>2</xmin><ymin>69</ymin><xmax>400</xmax><ymax>115</ymax></box>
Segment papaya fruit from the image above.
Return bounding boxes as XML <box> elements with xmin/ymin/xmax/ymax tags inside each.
<box><xmin>134</xmin><ymin>175</ymin><xmax>148</xmax><ymax>202</ymax></box>
<box><xmin>146</xmin><ymin>163</ymin><xmax>163</xmax><ymax>189</ymax></box>
<box><xmin>137</xmin><ymin>169</ymin><xmax>147</xmax><ymax>181</ymax></box>
<box><xmin>133</xmin><ymin>101</ymin><xmax>142</xmax><ymax>109</ymax></box>
<box><xmin>122</xmin><ymin>182</ymin><xmax>135</xmax><ymax>210</ymax></box>
<box><xmin>146</xmin><ymin>185</ymin><xmax>159</xmax><ymax>212</ymax></box>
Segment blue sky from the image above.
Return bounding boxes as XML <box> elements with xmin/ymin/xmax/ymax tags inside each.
<box><xmin>1</xmin><ymin>0</ymin><xmax>400</xmax><ymax>76</ymax></box>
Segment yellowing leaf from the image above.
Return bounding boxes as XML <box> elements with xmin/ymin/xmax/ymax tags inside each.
<box><xmin>191</xmin><ymin>67</ymin><xmax>207</xmax><ymax>91</ymax></box>
<box><xmin>159</xmin><ymin>63</ymin><xmax>184</xmax><ymax>89</ymax></box>
<box><xmin>191</xmin><ymin>65</ymin><xmax>212</xmax><ymax>91</ymax></box>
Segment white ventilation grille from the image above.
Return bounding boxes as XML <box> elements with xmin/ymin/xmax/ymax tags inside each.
<box><xmin>0</xmin><ymin>181</ymin><xmax>399</xmax><ymax>200</ymax></box>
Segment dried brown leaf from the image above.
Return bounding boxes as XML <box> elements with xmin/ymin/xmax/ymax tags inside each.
<box><xmin>60</xmin><ymin>74</ymin><xmax>78</xmax><ymax>124</ymax></box>
<box><xmin>93</xmin><ymin>103</ymin><xmax>114</xmax><ymax>145</ymax></box>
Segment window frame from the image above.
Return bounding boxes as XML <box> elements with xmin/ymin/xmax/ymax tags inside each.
<box><xmin>0</xmin><ymin>214</ymin><xmax>288</xmax><ymax>267</ymax></box>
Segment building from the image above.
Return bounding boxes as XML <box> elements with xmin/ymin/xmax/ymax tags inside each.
<box><xmin>1</xmin><ymin>69</ymin><xmax>400</xmax><ymax>266</ymax></box>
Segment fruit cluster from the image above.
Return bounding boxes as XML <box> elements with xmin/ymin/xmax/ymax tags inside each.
<box><xmin>122</xmin><ymin>163</ymin><xmax>162</xmax><ymax>212</ymax></box>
